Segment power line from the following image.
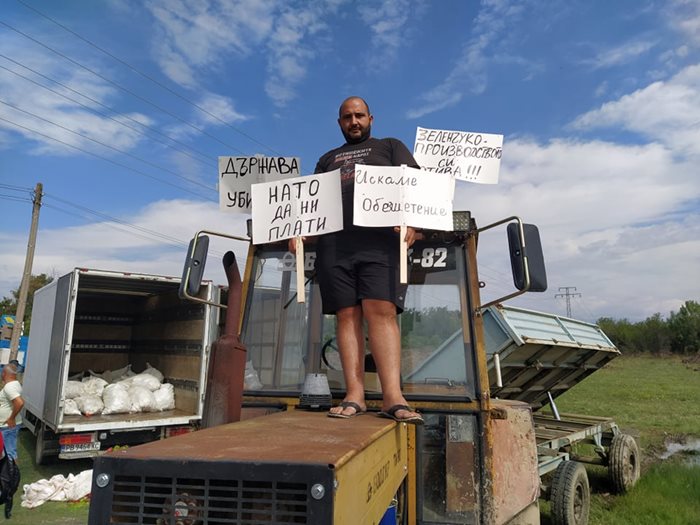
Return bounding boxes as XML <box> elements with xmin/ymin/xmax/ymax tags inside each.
<box><xmin>0</xmin><ymin>58</ymin><xmax>216</xmax><ymax>168</ymax></box>
<box><xmin>0</xmin><ymin>19</ymin><xmax>248</xmax><ymax>154</ymax></box>
<box><xmin>0</xmin><ymin>183</ymin><xmax>33</xmax><ymax>192</ymax></box>
<box><xmin>0</xmin><ymin>115</ymin><xmax>216</xmax><ymax>201</ymax></box>
<box><xmin>554</xmin><ymin>286</ymin><xmax>581</xmax><ymax>317</ymax></box>
<box><xmin>45</xmin><ymin>193</ymin><xmax>189</xmax><ymax>246</ymax></box>
<box><xmin>0</xmin><ymin>194</ymin><xmax>32</xmax><ymax>203</ymax></box>
<box><xmin>41</xmin><ymin>193</ymin><xmax>228</xmax><ymax>259</ymax></box>
<box><xmin>0</xmin><ymin>98</ymin><xmax>216</xmax><ymax>192</ymax></box>
<box><xmin>16</xmin><ymin>0</ymin><xmax>281</xmax><ymax>156</ymax></box>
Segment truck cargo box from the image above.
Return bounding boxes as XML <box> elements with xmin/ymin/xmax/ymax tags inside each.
<box><xmin>22</xmin><ymin>268</ymin><xmax>218</xmax><ymax>461</ymax></box>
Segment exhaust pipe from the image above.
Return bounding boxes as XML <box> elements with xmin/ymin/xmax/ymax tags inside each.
<box><xmin>202</xmin><ymin>251</ymin><xmax>247</xmax><ymax>427</ymax></box>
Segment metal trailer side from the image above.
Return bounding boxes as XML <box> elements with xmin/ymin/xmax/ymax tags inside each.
<box><xmin>481</xmin><ymin>305</ymin><xmax>640</xmax><ymax>498</ymax></box>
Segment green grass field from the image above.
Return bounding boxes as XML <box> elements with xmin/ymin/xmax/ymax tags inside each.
<box><xmin>541</xmin><ymin>354</ymin><xmax>700</xmax><ymax>524</ymax></box>
<box><xmin>9</xmin><ymin>354</ymin><xmax>700</xmax><ymax>524</ymax></box>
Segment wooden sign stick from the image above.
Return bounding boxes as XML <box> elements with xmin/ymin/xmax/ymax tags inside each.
<box><xmin>400</xmin><ymin>224</ymin><xmax>408</xmax><ymax>284</ymax></box>
<box><xmin>295</xmin><ymin>236</ymin><xmax>305</xmax><ymax>303</ymax></box>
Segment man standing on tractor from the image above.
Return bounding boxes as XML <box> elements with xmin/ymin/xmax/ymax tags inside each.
<box><xmin>294</xmin><ymin>96</ymin><xmax>423</xmax><ymax>424</ymax></box>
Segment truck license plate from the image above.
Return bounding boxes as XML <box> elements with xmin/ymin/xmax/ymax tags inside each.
<box><xmin>60</xmin><ymin>442</ymin><xmax>101</xmax><ymax>453</ymax></box>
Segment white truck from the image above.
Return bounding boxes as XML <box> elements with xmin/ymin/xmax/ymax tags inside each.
<box><xmin>21</xmin><ymin>268</ymin><xmax>218</xmax><ymax>464</ymax></box>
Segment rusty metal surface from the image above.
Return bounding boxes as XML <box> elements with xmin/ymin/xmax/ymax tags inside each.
<box><xmin>107</xmin><ymin>410</ymin><xmax>397</xmax><ymax>468</ymax></box>
<box><xmin>490</xmin><ymin>400</ymin><xmax>540</xmax><ymax>525</ymax></box>
<box><xmin>202</xmin><ymin>252</ymin><xmax>247</xmax><ymax>427</ymax></box>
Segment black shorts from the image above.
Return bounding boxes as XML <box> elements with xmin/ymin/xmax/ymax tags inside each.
<box><xmin>315</xmin><ymin>229</ymin><xmax>407</xmax><ymax>315</ymax></box>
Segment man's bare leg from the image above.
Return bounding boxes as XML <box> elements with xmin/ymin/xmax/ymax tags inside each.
<box><xmin>328</xmin><ymin>305</ymin><xmax>367</xmax><ymax>417</ymax></box>
<box><xmin>363</xmin><ymin>299</ymin><xmax>420</xmax><ymax>420</ymax></box>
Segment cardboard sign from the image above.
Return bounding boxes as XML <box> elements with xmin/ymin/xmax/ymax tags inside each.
<box><xmin>251</xmin><ymin>169</ymin><xmax>343</xmax><ymax>244</ymax></box>
<box><xmin>353</xmin><ymin>165</ymin><xmax>454</xmax><ymax>231</ymax></box>
<box><xmin>413</xmin><ymin>126</ymin><xmax>502</xmax><ymax>184</ymax></box>
<box><xmin>219</xmin><ymin>156</ymin><xmax>301</xmax><ymax>212</ymax></box>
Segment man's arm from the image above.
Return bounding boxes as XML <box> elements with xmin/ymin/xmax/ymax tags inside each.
<box><xmin>5</xmin><ymin>396</ymin><xmax>24</xmax><ymax>428</ymax></box>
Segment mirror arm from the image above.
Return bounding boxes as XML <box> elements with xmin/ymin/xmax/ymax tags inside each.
<box><xmin>475</xmin><ymin>216</ymin><xmax>531</xmax><ymax>313</ymax></box>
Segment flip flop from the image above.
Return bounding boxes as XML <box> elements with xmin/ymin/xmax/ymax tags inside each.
<box><xmin>328</xmin><ymin>401</ymin><xmax>366</xmax><ymax>419</ymax></box>
<box><xmin>378</xmin><ymin>404</ymin><xmax>424</xmax><ymax>425</ymax></box>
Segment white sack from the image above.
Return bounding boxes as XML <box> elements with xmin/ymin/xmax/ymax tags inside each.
<box><xmin>129</xmin><ymin>385</ymin><xmax>157</xmax><ymax>413</ymax></box>
<box><xmin>21</xmin><ymin>470</ymin><xmax>93</xmax><ymax>509</ymax></box>
<box><xmin>142</xmin><ymin>362</ymin><xmax>164</xmax><ymax>382</ymax></box>
<box><xmin>82</xmin><ymin>376</ymin><xmax>108</xmax><ymax>397</ymax></box>
<box><xmin>102</xmin><ymin>383</ymin><xmax>131</xmax><ymax>415</ymax></box>
<box><xmin>124</xmin><ymin>372</ymin><xmax>162</xmax><ymax>391</ymax></box>
<box><xmin>154</xmin><ymin>383</ymin><xmax>175</xmax><ymax>411</ymax></box>
<box><xmin>63</xmin><ymin>398</ymin><xmax>81</xmax><ymax>416</ymax></box>
<box><xmin>64</xmin><ymin>381</ymin><xmax>85</xmax><ymax>399</ymax></box>
<box><xmin>74</xmin><ymin>394</ymin><xmax>104</xmax><ymax>416</ymax></box>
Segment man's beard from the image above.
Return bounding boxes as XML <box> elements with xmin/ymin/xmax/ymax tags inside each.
<box><xmin>343</xmin><ymin>124</ymin><xmax>371</xmax><ymax>144</ymax></box>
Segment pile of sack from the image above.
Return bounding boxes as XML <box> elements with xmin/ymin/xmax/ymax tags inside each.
<box><xmin>64</xmin><ymin>363</ymin><xmax>175</xmax><ymax>416</ymax></box>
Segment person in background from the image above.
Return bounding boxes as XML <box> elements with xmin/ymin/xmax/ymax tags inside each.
<box><xmin>0</xmin><ymin>363</ymin><xmax>24</xmax><ymax>460</ymax></box>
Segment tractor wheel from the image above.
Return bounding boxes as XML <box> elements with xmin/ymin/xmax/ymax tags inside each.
<box><xmin>608</xmin><ymin>433</ymin><xmax>640</xmax><ymax>494</ymax></box>
<box><xmin>551</xmin><ymin>461</ymin><xmax>590</xmax><ymax>525</ymax></box>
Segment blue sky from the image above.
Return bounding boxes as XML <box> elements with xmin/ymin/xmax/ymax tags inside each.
<box><xmin>1</xmin><ymin>0</ymin><xmax>699</xmax><ymax>322</ymax></box>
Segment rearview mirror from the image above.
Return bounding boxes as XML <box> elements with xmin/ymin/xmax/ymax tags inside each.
<box><xmin>507</xmin><ymin>223</ymin><xmax>547</xmax><ymax>292</ymax></box>
<box><xmin>179</xmin><ymin>235</ymin><xmax>209</xmax><ymax>299</ymax></box>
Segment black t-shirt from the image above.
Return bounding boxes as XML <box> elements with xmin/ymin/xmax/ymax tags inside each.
<box><xmin>314</xmin><ymin>137</ymin><xmax>419</xmax><ymax>231</ymax></box>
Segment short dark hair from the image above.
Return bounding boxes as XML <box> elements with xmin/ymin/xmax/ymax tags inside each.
<box><xmin>338</xmin><ymin>96</ymin><xmax>370</xmax><ymax>117</ymax></box>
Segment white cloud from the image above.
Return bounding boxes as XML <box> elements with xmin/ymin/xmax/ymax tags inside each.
<box><xmin>571</xmin><ymin>64</ymin><xmax>700</xmax><ymax>158</ymax></box>
<box><xmin>669</xmin><ymin>0</ymin><xmax>700</xmax><ymax>47</ymax></box>
<box><xmin>264</xmin><ymin>3</ymin><xmax>343</xmax><ymax>107</ymax></box>
<box><xmin>461</xmin><ymin>136</ymin><xmax>699</xmax><ymax>321</ymax></box>
<box><xmin>0</xmin><ymin>36</ymin><xmax>150</xmax><ymax>156</ymax></box>
<box><xmin>358</xmin><ymin>0</ymin><xmax>413</xmax><ymax>72</ymax></box>
<box><xmin>407</xmin><ymin>0</ymin><xmax>535</xmax><ymax>119</ymax></box>
<box><xmin>582</xmin><ymin>39</ymin><xmax>656</xmax><ymax>69</ymax></box>
<box><xmin>0</xmin><ymin>200</ymin><xmax>251</xmax><ymax>302</ymax></box>
<box><xmin>146</xmin><ymin>0</ymin><xmax>276</xmax><ymax>88</ymax></box>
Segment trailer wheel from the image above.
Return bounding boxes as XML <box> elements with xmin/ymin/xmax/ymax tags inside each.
<box><xmin>608</xmin><ymin>433</ymin><xmax>640</xmax><ymax>494</ymax></box>
<box><xmin>551</xmin><ymin>461</ymin><xmax>590</xmax><ymax>525</ymax></box>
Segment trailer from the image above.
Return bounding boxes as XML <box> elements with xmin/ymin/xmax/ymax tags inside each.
<box><xmin>22</xmin><ymin>268</ymin><xmax>218</xmax><ymax>463</ymax></box>
<box><xmin>407</xmin><ymin>304</ymin><xmax>640</xmax><ymax>520</ymax></box>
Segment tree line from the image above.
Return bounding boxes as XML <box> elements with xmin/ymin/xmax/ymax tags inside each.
<box><xmin>0</xmin><ymin>273</ymin><xmax>54</xmax><ymax>333</ymax></box>
<box><xmin>597</xmin><ymin>300</ymin><xmax>700</xmax><ymax>354</ymax></box>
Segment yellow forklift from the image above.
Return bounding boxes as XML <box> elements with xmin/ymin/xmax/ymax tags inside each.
<box><xmin>88</xmin><ymin>212</ymin><xmax>619</xmax><ymax>525</ymax></box>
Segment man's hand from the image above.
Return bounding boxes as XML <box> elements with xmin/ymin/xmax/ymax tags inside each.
<box><xmin>394</xmin><ymin>226</ymin><xmax>418</xmax><ymax>247</ymax></box>
<box><xmin>5</xmin><ymin>417</ymin><xmax>15</xmax><ymax>428</ymax></box>
<box><xmin>288</xmin><ymin>236</ymin><xmax>306</xmax><ymax>253</ymax></box>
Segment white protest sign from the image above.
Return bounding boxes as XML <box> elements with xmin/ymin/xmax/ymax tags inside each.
<box><xmin>353</xmin><ymin>165</ymin><xmax>454</xmax><ymax>231</ymax></box>
<box><xmin>413</xmin><ymin>126</ymin><xmax>503</xmax><ymax>184</ymax></box>
<box><xmin>251</xmin><ymin>169</ymin><xmax>343</xmax><ymax>245</ymax></box>
<box><xmin>219</xmin><ymin>156</ymin><xmax>301</xmax><ymax>212</ymax></box>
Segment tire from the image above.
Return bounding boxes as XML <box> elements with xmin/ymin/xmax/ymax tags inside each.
<box><xmin>550</xmin><ymin>461</ymin><xmax>590</xmax><ymax>525</ymax></box>
<box><xmin>608</xmin><ymin>433</ymin><xmax>640</xmax><ymax>494</ymax></box>
<box><xmin>34</xmin><ymin>421</ymin><xmax>49</xmax><ymax>466</ymax></box>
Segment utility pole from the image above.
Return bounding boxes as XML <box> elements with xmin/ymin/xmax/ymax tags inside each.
<box><xmin>555</xmin><ymin>286</ymin><xmax>581</xmax><ymax>318</ymax></box>
<box><xmin>9</xmin><ymin>182</ymin><xmax>43</xmax><ymax>362</ymax></box>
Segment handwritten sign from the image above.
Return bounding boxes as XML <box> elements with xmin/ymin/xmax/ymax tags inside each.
<box><xmin>219</xmin><ymin>156</ymin><xmax>301</xmax><ymax>212</ymax></box>
<box><xmin>251</xmin><ymin>169</ymin><xmax>343</xmax><ymax>244</ymax></box>
<box><xmin>413</xmin><ymin>126</ymin><xmax>502</xmax><ymax>184</ymax></box>
<box><xmin>353</xmin><ymin>165</ymin><xmax>454</xmax><ymax>231</ymax></box>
